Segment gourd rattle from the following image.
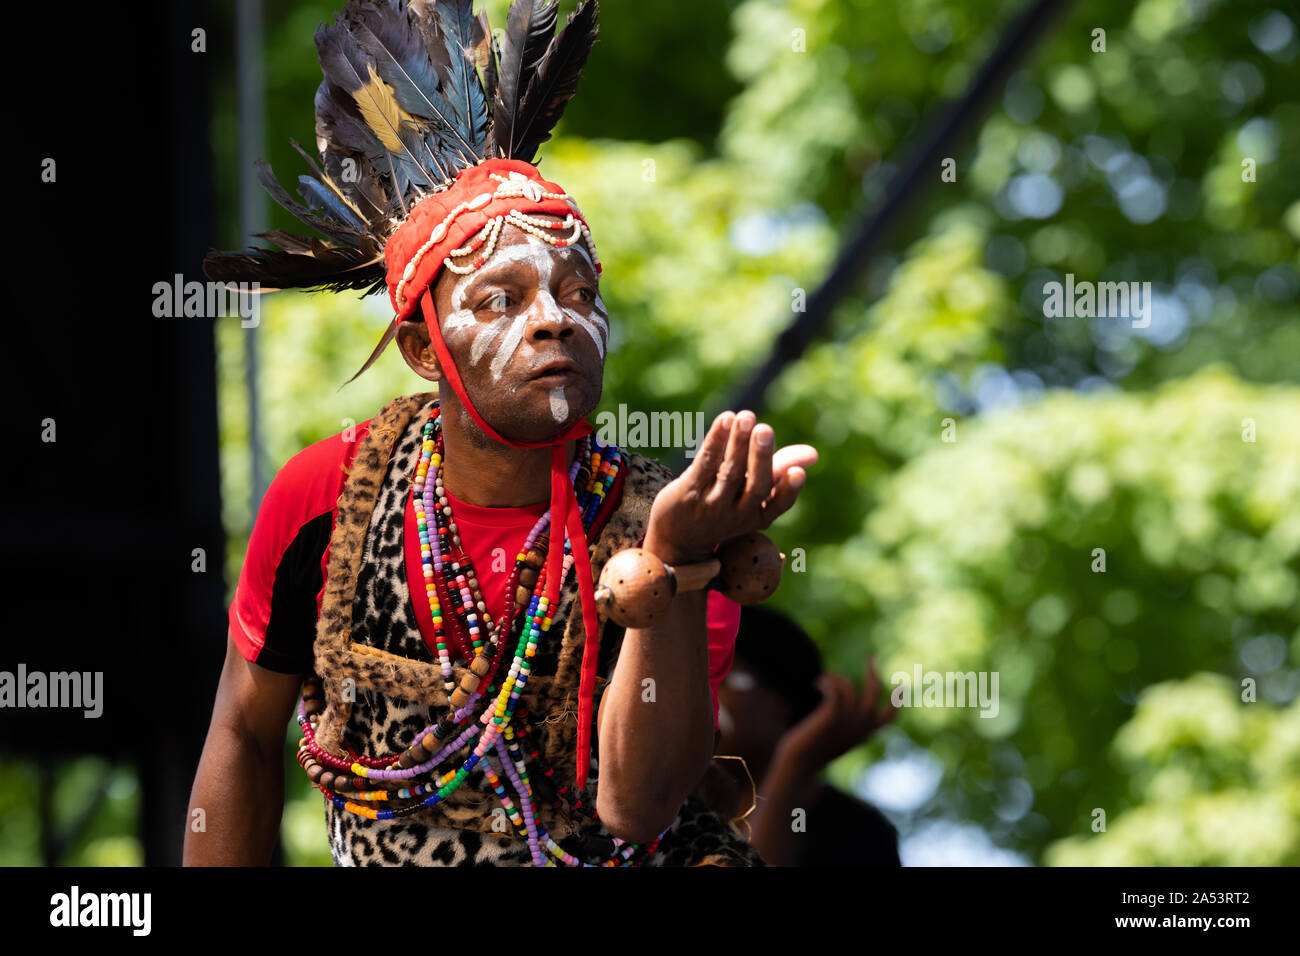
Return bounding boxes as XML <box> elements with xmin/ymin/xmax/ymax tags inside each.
<box><xmin>593</xmin><ymin>532</ymin><xmax>785</xmax><ymax>628</ymax></box>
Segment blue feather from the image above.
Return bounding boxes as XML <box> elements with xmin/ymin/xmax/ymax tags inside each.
<box><xmin>298</xmin><ymin>176</ymin><xmax>369</xmax><ymax>233</ymax></box>
<box><xmin>434</xmin><ymin>0</ymin><xmax>489</xmax><ymax>158</ymax></box>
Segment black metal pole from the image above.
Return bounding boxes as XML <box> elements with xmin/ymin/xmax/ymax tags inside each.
<box><xmin>724</xmin><ymin>0</ymin><xmax>1074</xmax><ymax>417</ymax></box>
<box><xmin>141</xmin><ymin>0</ymin><xmax>226</xmax><ymax>867</ymax></box>
<box><xmin>237</xmin><ymin>0</ymin><xmax>269</xmax><ymax>520</ymax></box>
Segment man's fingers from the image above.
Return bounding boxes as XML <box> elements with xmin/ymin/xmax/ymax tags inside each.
<box><xmin>758</xmin><ymin>466</ymin><xmax>806</xmax><ymax>527</ymax></box>
<box><xmin>821</xmin><ymin>673</ymin><xmax>855</xmax><ymax>720</ymax></box>
<box><xmin>802</xmin><ymin>675</ymin><xmax>842</xmax><ymax>733</ymax></box>
<box><xmin>738</xmin><ymin>423</ymin><xmax>774</xmax><ymax>512</ymax></box>
<box><xmin>772</xmin><ymin>444</ymin><xmax>819</xmax><ymax>484</ymax></box>
<box><xmin>710</xmin><ymin>409</ymin><xmax>754</xmax><ymax>502</ymax></box>
<box><xmin>689</xmin><ymin>411</ymin><xmax>734</xmax><ymax>488</ymax></box>
<box><xmin>763</xmin><ymin>444</ymin><xmax>817</xmax><ymax>518</ymax></box>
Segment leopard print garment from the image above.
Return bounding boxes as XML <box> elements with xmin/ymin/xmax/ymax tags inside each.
<box><xmin>320</xmin><ymin>394</ymin><xmax>764</xmax><ymax>867</ymax></box>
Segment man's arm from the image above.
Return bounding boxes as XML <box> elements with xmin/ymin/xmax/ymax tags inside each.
<box><xmin>595</xmin><ymin>588</ymin><xmax>713</xmax><ymax>844</ymax></box>
<box><xmin>595</xmin><ymin>410</ymin><xmax>816</xmax><ymax>843</ymax></box>
<box><xmin>183</xmin><ymin>632</ymin><xmax>305</xmax><ymax>865</ymax></box>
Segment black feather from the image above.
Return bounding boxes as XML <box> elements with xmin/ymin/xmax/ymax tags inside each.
<box><xmin>347</xmin><ymin>0</ymin><xmax>441</xmax><ymax>117</ymax></box>
<box><xmin>338</xmin><ymin>320</ymin><xmax>401</xmax><ymax>390</ymax></box>
<box><xmin>495</xmin><ymin>0</ymin><xmax>558</xmax><ymax>160</ymax></box>
<box><xmin>253</xmin><ymin>159</ymin><xmax>364</xmax><ymax>245</ymax></box>
<box><xmin>315</xmin><ymin>16</ymin><xmax>438</xmax><ymax>188</ymax></box>
<box><xmin>321</xmin><ymin>149</ymin><xmax>391</xmax><ymax>222</ymax></box>
<box><xmin>299</xmin><ymin>175</ymin><xmax>370</xmax><ymax>233</ymax></box>
<box><xmin>202</xmin><ymin>243</ymin><xmax>385</xmax><ymax>293</ymax></box>
<box><xmin>477</xmin><ymin>8</ymin><xmax>500</xmax><ymax>134</ymax></box>
<box><xmin>347</xmin><ymin>3</ymin><xmax>474</xmax><ymax>174</ymax></box>
<box><xmin>251</xmin><ymin>229</ymin><xmax>317</xmax><ymax>254</ymax></box>
<box><xmin>511</xmin><ymin>0</ymin><xmax>598</xmax><ymax>164</ymax></box>
<box><xmin>315</xmin><ymin>79</ymin><xmax>376</xmax><ymax>158</ymax></box>
<box><xmin>426</xmin><ymin>0</ymin><xmax>489</xmax><ymax>159</ymax></box>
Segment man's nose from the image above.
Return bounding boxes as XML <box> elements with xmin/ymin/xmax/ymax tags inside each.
<box><xmin>524</xmin><ymin>289</ymin><xmax>575</xmax><ymax>341</ymax></box>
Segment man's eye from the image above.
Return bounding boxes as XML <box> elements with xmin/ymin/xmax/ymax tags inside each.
<box><xmin>572</xmin><ymin>287</ymin><xmax>594</xmax><ymax>303</ymax></box>
<box><xmin>481</xmin><ymin>292</ymin><xmax>511</xmax><ymax>311</ymax></box>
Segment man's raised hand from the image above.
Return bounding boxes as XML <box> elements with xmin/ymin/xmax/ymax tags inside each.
<box><xmin>643</xmin><ymin>410</ymin><xmax>818</xmax><ymax>566</ymax></box>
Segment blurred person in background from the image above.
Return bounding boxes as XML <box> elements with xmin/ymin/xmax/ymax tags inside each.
<box><xmin>696</xmin><ymin>606</ymin><xmax>900</xmax><ymax>866</ymax></box>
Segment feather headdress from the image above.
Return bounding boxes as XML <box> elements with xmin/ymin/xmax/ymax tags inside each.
<box><xmin>203</xmin><ymin>0</ymin><xmax>600</xmax><ymax>381</ymax></box>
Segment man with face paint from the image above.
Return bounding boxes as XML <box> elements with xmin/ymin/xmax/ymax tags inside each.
<box><xmin>188</xmin><ymin>0</ymin><xmax>816</xmax><ymax>867</ymax></box>
<box><xmin>385</xmin><ymin>204</ymin><xmax>816</xmax><ymax>850</ymax></box>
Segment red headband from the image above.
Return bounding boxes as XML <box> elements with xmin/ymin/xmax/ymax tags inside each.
<box><xmin>384</xmin><ymin>157</ymin><xmax>604</xmax><ymax>790</ymax></box>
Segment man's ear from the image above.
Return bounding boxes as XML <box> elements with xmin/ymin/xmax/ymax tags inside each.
<box><xmin>395</xmin><ymin>319</ymin><xmax>443</xmax><ymax>383</ymax></box>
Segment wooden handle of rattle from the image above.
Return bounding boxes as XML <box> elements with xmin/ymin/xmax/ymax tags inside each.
<box><xmin>594</xmin><ymin>532</ymin><xmax>785</xmax><ymax>629</ymax></box>
<box><xmin>671</xmin><ymin>558</ymin><xmax>722</xmax><ymax>593</ymax></box>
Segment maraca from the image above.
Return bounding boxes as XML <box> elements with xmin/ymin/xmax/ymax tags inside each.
<box><xmin>593</xmin><ymin>532</ymin><xmax>785</xmax><ymax>629</ymax></box>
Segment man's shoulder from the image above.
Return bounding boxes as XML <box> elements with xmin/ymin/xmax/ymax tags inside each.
<box><xmin>281</xmin><ymin>419</ymin><xmax>378</xmax><ymax>481</ymax></box>
<box><xmin>262</xmin><ymin>417</ymin><xmax>379</xmax><ymax>521</ymax></box>
<box><xmin>595</xmin><ymin>450</ymin><xmax>673</xmax><ymax>547</ymax></box>
<box><xmin>619</xmin><ymin>449</ymin><xmax>676</xmax><ymax>503</ymax></box>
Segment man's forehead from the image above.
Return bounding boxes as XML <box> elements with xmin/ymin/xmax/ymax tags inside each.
<box><xmin>455</xmin><ymin>230</ymin><xmax>594</xmax><ymax>287</ymax></box>
<box><xmin>494</xmin><ymin>218</ymin><xmax>595</xmax><ymax>265</ymax></box>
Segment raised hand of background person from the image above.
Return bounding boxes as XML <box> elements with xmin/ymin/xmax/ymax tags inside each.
<box><xmin>774</xmin><ymin>656</ymin><xmax>898</xmax><ymax>776</ymax></box>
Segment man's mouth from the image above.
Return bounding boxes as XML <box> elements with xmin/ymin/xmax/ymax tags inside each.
<box><xmin>527</xmin><ymin>359</ymin><xmax>583</xmax><ymax>386</ymax></box>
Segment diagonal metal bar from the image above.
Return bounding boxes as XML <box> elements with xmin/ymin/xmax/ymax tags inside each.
<box><xmin>722</xmin><ymin>0</ymin><xmax>1074</xmax><ymax>420</ymax></box>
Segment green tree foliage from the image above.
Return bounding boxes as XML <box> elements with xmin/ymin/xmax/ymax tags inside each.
<box><xmin>1047</xmin><ymin>674</ymin><xmax>1300</xmax><ymax>865</ymax></box>
<box><xmin>818</xmin><ymin>369</ymin><xmax>1298</xmax><ymax>860</ymax></box>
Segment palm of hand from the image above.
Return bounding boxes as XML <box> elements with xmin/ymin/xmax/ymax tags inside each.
<box><xmin>643</xmin><ymin>410</ymin><xmax>818</xmax><ymax>565</ymax></box>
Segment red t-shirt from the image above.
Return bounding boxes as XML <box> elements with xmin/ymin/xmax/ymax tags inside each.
<box><xmin>403</xmin><ymin>487</ymin><xmax>550</xmax><ymax>645</ymax></box>
<box><xmin>227</xmin><ymin>417</ymin><xmax>739</xmax><ymax>728</ymax></box>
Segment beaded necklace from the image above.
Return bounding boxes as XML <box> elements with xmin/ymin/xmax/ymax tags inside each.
<box><xmin>296</xmin><ymin>401</ymin><xmax>662</xmax><ymax>865</ymax></box>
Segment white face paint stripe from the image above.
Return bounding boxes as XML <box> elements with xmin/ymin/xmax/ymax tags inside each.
<box><xmin>441</xmin><ymin>308</ymin><xmax>477</xmax><ymax>335</ymax></box>
<box><xmin>450</xmin><ymin>242</ymin><xmax>553</xmax><ymax>313</ymax></box>
<box><xmin>451</xmin><ymin>271</ymin><xmax>476</xmax><ymax>312</ymax></box>
<box><xmin>471</xmin><ymin>313</ymin><xmax>517</xmax><ymax>366</ymax></box>
<box><xmin>549</xmin><ymin>387</ymin><xmax>569</xmax><ymax>423</ymax></box>
<box><xmin>562</xmin><ymin>307</ymin><xmax>607</xmax><ymax>360</ymax></box>
<box><xmin>461</xmin><ymin>240</ymin><xmax>555</xmax><ymax>298</ymax></box>
<box><xmin>562</xmin><ymin>242</ymin><xmax>596</xmax><ymax>272</ymax></box>
<box><xmin>489</xmin><ymin>313</ymin><xmax>530</xmax><ymax>380</ymax></box>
